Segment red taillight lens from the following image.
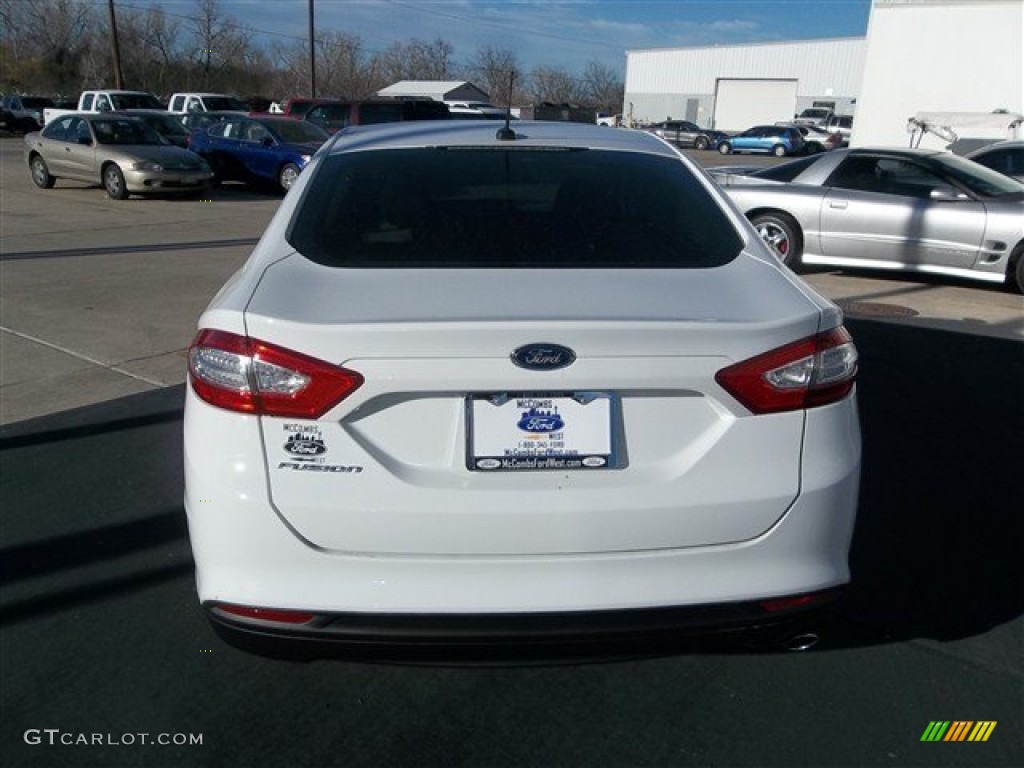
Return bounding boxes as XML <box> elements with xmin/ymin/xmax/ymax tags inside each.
<box><xmin>215</xmin><ymin>603</ymin><xmax>315</xmax><ymax>625</ymax></box>
<box><xmin>715</xmin><ymin>326</ymin><xmax>858</xmax><ymax>414</ymax></box>
<box><xmin>187</xmin><ymin>329</ymin><xmax>363</xmax><ymax>418</ymax></box>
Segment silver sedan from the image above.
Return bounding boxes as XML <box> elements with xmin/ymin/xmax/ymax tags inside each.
<box><xmin>712</xmin><ymin>148</ymin><xmax>1024</xmax><ymax>293</ymax></box>
<box><xmin>25</xmin><ymin>113</ymin><xmax>213</xmax><ymax>199</ymax></box>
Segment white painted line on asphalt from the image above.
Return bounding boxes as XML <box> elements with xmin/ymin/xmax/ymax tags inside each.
<box><xmin>0</xmin><ymin>326</ymin><xmax>165</xmax><ymax>387</ymax></box>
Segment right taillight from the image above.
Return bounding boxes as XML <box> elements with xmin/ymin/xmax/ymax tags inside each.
<box><xmin>187</xmin><ymin>329</ymin><xmax>363</xmax><ymax>418</ymax></box>
<box><xmin>715</xmin><ymin>326</ymin><xmax>858</xmax><ymax>414</ymax></box>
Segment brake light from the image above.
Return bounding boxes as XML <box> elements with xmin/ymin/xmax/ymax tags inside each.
<box><xmin>187</xmin><ymin>329</ymin><xmax>363</xmax><ymax>418</ymax></box>
<box><xmin>715</xmin><ymin>326</ymin><xmax>858</xmax><ymax>414</ymax></box>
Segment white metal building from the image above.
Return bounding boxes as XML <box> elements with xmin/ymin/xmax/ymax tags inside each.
<box><xmin>377</xmin><ymin>80</ymin><xmax>490</xmax><ymax>103</ymax></box>
<box><xmin>623</xmin><ymin>0</ymin><xmax>1024</xmax><ymax>147</ymax></box>
<box><xmin>623</xmin><ymin>38</ymin><xmax>866</xmax><ymax>131</ymax></box>
<box><xmin>853</xmin><ymin>0</ymin><xmax>1024</xmax><ymax>148</ymax></box>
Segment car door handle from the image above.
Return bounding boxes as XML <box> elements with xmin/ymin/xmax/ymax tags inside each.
<box><xmin>828</xmin><ymin>200</ymin><xmax>848</xmax><ymax>210</ymax></box>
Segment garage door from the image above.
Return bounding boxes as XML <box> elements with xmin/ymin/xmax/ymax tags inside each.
<box><xmin>713</xmin><ymin>79</ymin><xmax>798</xmax><ymax>132</ymax></box>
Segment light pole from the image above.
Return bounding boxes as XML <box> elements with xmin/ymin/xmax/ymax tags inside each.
<box><xmin>308</xmin><ymin>0</ymin><xmax>316</xmax><ymax>98</ymax></box>
<box><xmin>108</xmin><ymin>0</ymin><xmax>125</xmax><ymax>89</ymax></box>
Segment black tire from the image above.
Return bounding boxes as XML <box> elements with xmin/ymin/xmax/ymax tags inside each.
<box><xmin>103</xmin><ymin>163</ymin><xmax>129</xmax><ymax>200</ymax></box>
<box><xmin>29</xmin><ymin>154</ymin><xmax>55</xmax><ymax>189</ymax></box>
<box><xmin>750</xmin><ymin>212</ymin><xmax>803</xmax><ymax>270</ymax></box>
<box><xmin>1010</xmin><ymin>245</ymin><xmax>1024</xmax><ymax>294</ymax></box>
<box><xmin>718</xmin><ymin>142</ymin><xmax>732</xmax><ymax>155</ymax></box>
<box><xmin>772</xmin><ymin>144</ymin><xmax>787</xmax><ymax>157</ymax></box>
<box><xmin>694</xmin><ymin>135</ymin><xmax>709</xmax><ymax>151</ymax></box>
<box><xmin>278</xmin><ymin>163</ymin><xmax>300</xmax><ymax>192</ymax></box>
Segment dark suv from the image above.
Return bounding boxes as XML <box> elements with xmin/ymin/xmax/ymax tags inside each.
<box><xmin>303</xmin><ymin>99</ymin><xmax>450</xmax><ymax>134</ymax></box>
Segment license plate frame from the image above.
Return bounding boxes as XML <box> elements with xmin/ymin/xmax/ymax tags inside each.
<box><xmin>466</xmin><ymin>392</ymin><xmax>616</xmax><ymax>471</ymax></box>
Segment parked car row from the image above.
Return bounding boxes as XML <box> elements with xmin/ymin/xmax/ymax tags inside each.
<box><xmin>19</xmin><ymin>97</ymin><xmax>456</xmax><ymax>197</ymax></box>
<box><xmin>648</xmin><ymin>121</ymin><xmax>845</xmax><ymax>157</ymax></box>
<box><xmin>21</xmin><ymin>108</ymin><xmax>1024</xmax><ymax>296</ymax></box>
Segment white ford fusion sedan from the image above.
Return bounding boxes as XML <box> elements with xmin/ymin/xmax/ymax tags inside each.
<box><xmin>184</xmin><ymin>120</ymin><xmax>861</xmax><ymax>655</ymax></box>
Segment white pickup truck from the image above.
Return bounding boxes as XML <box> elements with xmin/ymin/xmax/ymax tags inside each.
<box><xmin>43</xmin><ymin>90</ymin><xmax>164</xmax><ymax>125</ymax></box>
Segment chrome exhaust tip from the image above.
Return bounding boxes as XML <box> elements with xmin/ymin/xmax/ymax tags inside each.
<box><xmin>784</xmin><ymin>632</ymin><xmax>820</xmax><ymax>652</ymax></box>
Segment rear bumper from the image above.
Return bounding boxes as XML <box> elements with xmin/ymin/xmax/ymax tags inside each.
<box><xmin>206</xmin><ymin>588</ymin><xmax>843</xmax><ymax>656</ymax></box>
<box><xmin>185</xmin><ymin>387</ymin><xmax>860</xmax><ymax>625</ymax></box>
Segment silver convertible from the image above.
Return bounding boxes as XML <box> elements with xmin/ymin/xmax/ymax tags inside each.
<box><xmin>712</xmin><ymin>148</ymin><xmax>1024</xmax><ymax>293</ymax></box>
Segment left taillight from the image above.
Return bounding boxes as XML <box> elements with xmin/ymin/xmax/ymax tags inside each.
<box><xmin>187</xmin><ymin>329</ymin><xmax>363</xmax><ymax>418</ymax></box>
<box><xmin>715</xmin><ymin>326</ymin><xmax>858</xmax><ymax>414</ymax></box>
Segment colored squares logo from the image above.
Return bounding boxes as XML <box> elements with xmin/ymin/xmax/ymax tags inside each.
<box><xmin>921</xmin><ymin>721</ymin><xmax>997</xmax><ymax>742</ymax></box>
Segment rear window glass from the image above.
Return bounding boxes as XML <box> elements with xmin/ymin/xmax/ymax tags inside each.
<box><xmin>288</xmin><ymin>148</ymin><xmax>742</xmax><ymax>268</ymax></box>
<box><xmin>751</xmin><ymin>155</ymin><xmax>819</xmax><ymax>182</ymax></box>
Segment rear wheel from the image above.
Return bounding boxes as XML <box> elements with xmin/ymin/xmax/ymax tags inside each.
<box><xmin>694</xmin><ymin>136</ymin><xmax>709</xmax><ymax>151</ymax></box>
<box><xmin>772</xmin><ymin>144</ymin><xmax>787</xmax><ymax>157</ymax></box>
<box><xmin>718</xmin><ymin>142</ymin><xmax>732</xmax><ymax>155</ymax></box>
<box><xmin>750</xmin><ymin>212</ymin><xmax>803</xmax><ymax>270</ymax></box>
<box><xmin>30</xmin><ymin>155</ymin><xmax>55</xmax><ymax>189</ymax></box>
<box><xmin>103</xmin><ymin>163</ymin><xmax>128</xmax><ymax>200</ymax></box>
<box><xmin>278</xmin><ymin>163</ymin><xmax>300</xmax><ymax>192</ymax></box>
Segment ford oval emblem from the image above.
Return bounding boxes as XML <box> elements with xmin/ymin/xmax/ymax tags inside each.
<box><xmin>511</xmin><ymin>343</ymin><xmax>576</xmax><ymax>371</ymax></box>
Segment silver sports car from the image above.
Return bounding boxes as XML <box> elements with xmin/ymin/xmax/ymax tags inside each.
<box><xmin>712</xmin><ymin>148</ymin><xmax>1024</xmax><ymax>293</ymax></box>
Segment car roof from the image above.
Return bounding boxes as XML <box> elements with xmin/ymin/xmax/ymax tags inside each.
<box><xmin>327</xmin><ymin>120</ymin><xmax>682</xmax><ymax>157</ymax></box>
<box><xmin>968</xmin><ymin>139</ymin><xmax>1024</xmax><ymax>154</ymax></box>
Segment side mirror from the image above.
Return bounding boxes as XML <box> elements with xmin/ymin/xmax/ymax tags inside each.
<box><xmin>77</xmin><ymin>135</ymin><xmax>92</xmax><ymax>146</ymax></box>
<box><xmin>929</xmin><ymin>185</ymin><xmax>968</xmax><ymax>201</ymax></box>
<box><xmin>261</xmin><ymin>136</ymin><xmax>274</xmax><ymax>148</ymax></box>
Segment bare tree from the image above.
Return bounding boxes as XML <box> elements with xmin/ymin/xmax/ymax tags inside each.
<box><xmin>374</xmin><ymin>37</ymin><xmax>454</xmax><ymax>85</ymax></box>
<box><xmin>580</xmin><ymin>59</ymin><xmax>624</xmax><ymax>113</ymax></box>
<box><xmin>528</xmin><ymin>65</ymin><xmax>581</xmax><ymax>105</ymax></box>
<box><xmin>190</xmin><ymin>0</ymin><xmax>251</xmax><ymax>91</ymax></box>
<box><xmin>1</xmin><ymin>0</ymin><xmax>95</xmax><ymax>93</ymax></box>
<box><xmin>465</xmin><ymin>45</ymin><xmax>523</xmax><ymax>106</ymax></box>
<box><xmin>140</xmin><ymin>5</ymin><xmax>183</xmax><ymax>95</ymax></box>
<box><xmin>318</xmin><ymin>31</ymin><xmax>371</xmax><ymax>97</ymax></box>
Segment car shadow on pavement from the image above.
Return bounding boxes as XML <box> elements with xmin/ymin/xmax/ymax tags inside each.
<box><xmin>828</xmin><ymin>319</ymin><xmax>1023</xmax><ymax>648</ymax></box>
<box><xmin>0</xmin><ymin>320</ymin><xmax>1021</xmax><ymax>656</ymax></box>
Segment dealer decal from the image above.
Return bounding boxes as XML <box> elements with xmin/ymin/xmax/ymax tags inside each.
<box><xmin>278</xmin><ymin>424</ymin><xmax>363</xmax><ymax>473</ymax></box>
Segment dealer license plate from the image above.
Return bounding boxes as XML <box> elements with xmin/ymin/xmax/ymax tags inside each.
<box><xmin>467</xmin><ymin>392</ymin><xmax>614</xmax><ymax>471</ymax></box>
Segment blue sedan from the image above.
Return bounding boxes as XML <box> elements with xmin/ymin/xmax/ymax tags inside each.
<box><xmin>188</xmin><ymin>116</ymin><xmax>329</xmax><ymax>192</ymax></box>
<box><xmin>717</xmin><ymin>125</ymin><xmax>805</xmax><ymax>157</ymax></box>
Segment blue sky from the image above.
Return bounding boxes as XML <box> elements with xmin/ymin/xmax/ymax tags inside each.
<box><xmin>117</xmin><ymin>0</ymin><xmax>873</xmax><ymax>73</ymax></box>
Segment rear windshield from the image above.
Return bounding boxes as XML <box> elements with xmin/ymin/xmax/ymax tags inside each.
<box><xmin>203</xmin><ymin>96</ymin><xmax>247</xmax><ymax>111</ymax></box>
<box><xmin>750</xmin><ymin>155</ymin><xmax>820</xmax><ymax>182</ymax></box>
<box><xmin>268</xmin><ymin>119</ymin><xmax>328</xmax><ymax>144</ymax></box>
<box><xmin>289</xmin><ymin>148</ymin><xmax>742</xmax><ymax>268</ymax></box>
<box><xmin>92</xmin><ymin>118</ymin><xmax>165</xmax><ymax>145</ymax></box>
<box><xmin>109</xmin><ymin>93</ymin><xmax>163</xmax><ymax>110</ymax></box>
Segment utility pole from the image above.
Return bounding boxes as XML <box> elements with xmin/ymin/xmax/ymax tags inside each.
<box><xmin>308</xmin><ymin>0</ymin><xmax>316</xmax><ymax>98</ymax></box>
<box><xmin>108</xmin><ymin>0</ymin><xmax>125</xmax><ymax>89</ymax></box>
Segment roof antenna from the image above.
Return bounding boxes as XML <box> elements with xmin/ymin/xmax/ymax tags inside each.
<box><xmin>496</xmin><ymin>71</ymin><xmax>516</xmax><ymax>141</ymax></box>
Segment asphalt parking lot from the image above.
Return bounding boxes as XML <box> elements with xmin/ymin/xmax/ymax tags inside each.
<box><xmin>1</xmin><ymin>133</ymin><xmax>1022</xmax><ymax>767</ymax></box>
